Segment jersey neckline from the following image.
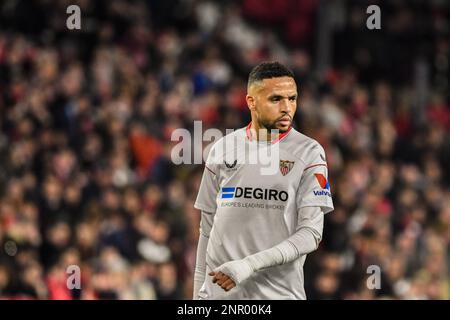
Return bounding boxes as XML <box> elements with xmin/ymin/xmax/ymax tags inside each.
<box><xmin>245</xmin><ymin>122</ymin><xmax>293</xmax><ymax>144</ymax></box>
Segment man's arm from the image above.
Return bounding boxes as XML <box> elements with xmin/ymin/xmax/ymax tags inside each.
<box><xmin>193</xmin><ymin>210</ymin><xmax>214</xmax><ymax>299</ymax></box>
<box><xmin>209</xmin><ymin>206</ymin><xmax>323</xmax><ymax>291</ymax></box>
<box><xmin>193</xmin><ymin>141</ymin><xmax>220</xmax><ymax>298</ymax></box>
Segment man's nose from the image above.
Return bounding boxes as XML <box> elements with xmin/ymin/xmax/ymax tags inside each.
<box><xmin>280</xmin><ymin>98</ymin><xmax>291</xmax><ymax>112</ymax></box>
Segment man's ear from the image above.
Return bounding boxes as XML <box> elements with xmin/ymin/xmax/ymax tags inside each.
<box><xmin>246</xmin><ymin>95</ymin><xmax>256</xmax><ymax>111</ymax></box>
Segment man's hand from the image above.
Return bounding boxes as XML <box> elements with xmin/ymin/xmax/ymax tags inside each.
<box><xmin>209</xmin><ymin>259</ymin><xmax>254</xmax><ymax>291</ymax></box>
<box><xmin>209</xmin><ymin>271</ymin><xmax>236</xmax><ymax>291</ymax></box>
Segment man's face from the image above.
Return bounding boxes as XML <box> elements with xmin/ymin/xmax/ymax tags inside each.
<box><xmin>247</xmin><ymin>76</ymin><xmax>298</xmax><ymax>133</ymax></box>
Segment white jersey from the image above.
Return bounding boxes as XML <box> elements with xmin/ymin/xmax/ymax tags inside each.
<box><xmin>194</xmin><ymin>124</ymin><xmax>334</xmax><ymax>300</ymax></box>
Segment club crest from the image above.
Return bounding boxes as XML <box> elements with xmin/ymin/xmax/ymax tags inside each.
<box><xmin>279</xmin><ymin>160</ymin><xmax>295</xmax><ymax>176</ymax></box>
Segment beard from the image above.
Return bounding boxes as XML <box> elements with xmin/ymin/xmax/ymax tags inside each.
<box><xmin>259</xmin><ymin>117</ymin><xmax>291</xmax><ymax>133</ymax></box>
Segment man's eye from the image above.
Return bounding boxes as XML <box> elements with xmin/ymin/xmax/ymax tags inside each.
<box><xmin>289</xmin><ymin>97</ymin><xmax>297</xmax><ymax>101</ymax></box>
<box><xmin>271</xmin><ymin>97</ymin><xmax>281</xmax><ymax>102</ymax></box>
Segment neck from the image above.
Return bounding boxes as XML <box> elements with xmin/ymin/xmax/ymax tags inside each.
<box><xmin>250</xmin><ymin>121</ymin><xmax>272</xmax><ymax>141</ymax></box>
<box><xmin>248</xmin><ymin>121</ymin><xmax>291</xmax><ymax>142</ymax></box>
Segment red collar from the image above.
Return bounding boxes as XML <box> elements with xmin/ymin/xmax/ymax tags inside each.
<box><xmin>245</xmin><ymin>122</ymin><xmax>292</xmax><ymax>144</ymax></box>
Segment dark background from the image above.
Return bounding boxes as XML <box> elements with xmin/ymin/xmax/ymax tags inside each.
<box><xmin>0</xmin><ymin>0</ymin><xmax>448</xmax><ymax>299</ymax></box>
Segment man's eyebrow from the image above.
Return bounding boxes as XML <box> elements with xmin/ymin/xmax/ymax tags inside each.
<box><xmin>268</xmin><ymin>94</ymin><xmax>297</xmax><ymax>99</ymax></box>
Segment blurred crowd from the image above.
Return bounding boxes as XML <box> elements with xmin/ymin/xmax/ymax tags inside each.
<box><xmin>0</xmin><ymin>0</ymin><xmax>449</xmax><ymax>299</ymax></box>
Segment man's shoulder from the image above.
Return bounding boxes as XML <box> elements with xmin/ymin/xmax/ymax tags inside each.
<box><xmin>283</xmin><ymin>128</ymin><xmax>326</xmax><ymax>163</ymax></box>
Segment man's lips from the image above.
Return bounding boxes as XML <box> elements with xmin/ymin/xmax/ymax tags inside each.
<box><xmin>277</xmin><ymin>116</ymin><xmax>291</xmax><ymax>126</ymax></box>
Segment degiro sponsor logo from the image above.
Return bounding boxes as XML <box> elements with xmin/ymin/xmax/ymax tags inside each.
<box><xmin>221</xmin><ymin>187</ymin><xmax>288</xmax><ymax>201</ymax></box>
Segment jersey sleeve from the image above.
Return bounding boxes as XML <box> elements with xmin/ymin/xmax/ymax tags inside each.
<box><xmin>194</xmin><ymin>144</ymin><xmax>220</xmax><ymax>214</ymax></box>
<box><xmin>296</xmin><ymin>143</ymin><xmax>334</xmax><ymax>214</ymax></box>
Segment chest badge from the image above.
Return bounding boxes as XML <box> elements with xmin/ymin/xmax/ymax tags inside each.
<box><xmin>279</xmin><ymin>160</ymin><xmax>295</xmax><ymax>176</ymax></box>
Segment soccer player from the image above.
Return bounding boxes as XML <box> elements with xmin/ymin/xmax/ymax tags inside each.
<box><xmin>193</xmin><ymin>62</ymin><xmax>334</xmax><ymax>300</ymax></box>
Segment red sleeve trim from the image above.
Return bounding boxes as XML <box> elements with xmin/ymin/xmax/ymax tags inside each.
<box><xmin>303</xmin><ymin>163</ymin><xmax>327</xmax><ymax>171</ymax></box>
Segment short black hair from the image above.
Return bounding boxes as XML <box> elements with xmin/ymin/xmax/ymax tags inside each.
<box><xmin>248</xmin><ymin>61</ymin><xmax>294</xmax><ymax>88</ymax></box>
